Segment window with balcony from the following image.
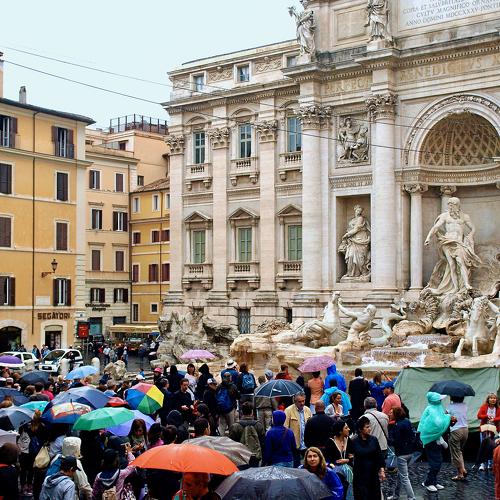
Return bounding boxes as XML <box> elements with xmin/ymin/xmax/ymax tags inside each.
<box><xmin>53</xmin><ymin>278</ymin><xmax>71</xmax><ymax>306</ymax></box>
<box><xmin>0</xmin><ymin>164</ymin><xmax>12</xmax><ymax>195</ymax></box>
<box><xmin>193</xmin><ymin>74</ymin><xmax>205</xmax><ymax>92</ymax></box>
<box><xmin>132</xmin><ymin>264</ymin><xmax>139</xmax><ymax>283</ymax></box>
<box><xmin>288</xmin><ymin>225</ymin><xmax>302</xmax><ymax>261</ymax></box>
<box><xmin>91</xmin><ymin>209</ymin><xmax>102</xmax><ymax>230</ymax></box>
<box><xmin>287</xmin><ymin>117</ymin><xmax>302</xmax><ymax>153</ymax></box>
<box><xmin>148</xmin><ymin>263</ymin><xmax>159</xmax><ymax>282</ymax></box>
<box><xmin>0</xmin><ymin>217</ymin><xmax>12</xmax><ymax>247</ymax></box>
<box><xmin>113</xmin><ymin>288</ymin><xmax>128</xmax><ymax>303</ymax></box>
<box><xmin>161</xmin><ymin>263</ymin><xmax>170</xmax><ymax>282</ymax></box>
<box><xmin>132</xmin><ymin>232</ymin><xmax>141</xmax><ymax>245</ymax></box>
<box><xmin>151</xmin><ymin>230</ymin><xmax>160</xmax><ymax>243</ymax></box>
<box><xmin>237</xmin><ymin>65</ymin><xmax>250</xmax><ymax>82</ymax></box>
<box><xmin>90</xmin><ymin>288</ymin><xmax>105</xmax><ymax>303</ymax></box>
<box><xmin>56</xmin><ymin>222</ymin><xmax>68</xmax><ymax>251</ymax></box>
<box><xmin>115</xmin><ymin>250</ymin><xmax>125</xmax><ymax>272</ymax></box>
<box><xmin>52</xmin><ymin>127</ymin><xmax>74</xmax><ymax>158</ymax></box>
<box><xmin>193</xmin><ymin>132</ymin><xmax>206</xmax><ymax>164</ymax></box>
<box><xmin>89</xmin><ymin>170</ymin><xmax>100</xmax><ymax>190</ymax></box>
<box><xmin>115</xmin><ymin>173</ymin><xmax>124</xmax><ymax>192</ymax></box>
<box><xmin>152</xmin><ymin>194</ymin><xmax>160</xmax><ymax>211</ymax></box>
<box><xmin>238</xmin><ymin>227</ymin><xmax>252</xmax><ymax>263</ymax></box>
<box><xmin>0</xmin><ymin>276</ymin><xmax>15</xmax><ymax>306</ymax></box>
<box><xmin>239</xmin><ymin>124</ymin><xmax>252</xmax><ymax>158</ymax></box>
<box><xmin>91</xmin><ymin>249</ymin><xmax>101</xmax><ymax>271</ymax></box>
<box><xmin>56</xmin><ymin>172</ymin><xmax>69</xmax><ymax>201</ymax></box>
<box><xmin>192</xmin><ymin>230</ymin><xmax>206</xmax><ymax>264</ymax></box>
<box><xmin>0</xmin><ymin>115</ymin><xmax>17</xmax><ymax>148</ymax></box>
<box><xmin>113</xmin><ymin>211</ymin><xmax>128</xmax><ymax>231</ymax></box>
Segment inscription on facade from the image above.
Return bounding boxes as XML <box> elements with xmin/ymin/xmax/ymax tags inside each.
<box><xmin>399</xmin><ymin>0</ymin><xmax>500</xmax><ymax>30</ymax></box>
<box><xmin>37</xmin><ymin>312</ymin><xmax>70</xmax><ymax>320</ymax></box>
<box><xmin>324</xmin><ymin>75</ymin><xmax>372</xmax><ymax>96</ymax></box>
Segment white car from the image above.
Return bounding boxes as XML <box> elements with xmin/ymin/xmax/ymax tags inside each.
<box><xmin>0</xmin><ymin>351</ymin><xmax>40</xmax><ymax>370</ymax></box>
<box><xmin>40</xmin><ymin>349</ymin><xmax>83</xmax><ymax>374</ymax></box>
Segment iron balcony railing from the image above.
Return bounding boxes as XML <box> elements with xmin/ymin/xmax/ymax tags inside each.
<box><xmin>108</xmin><ymin>115</ymin><xmax>168</xmax><ymax>135</ymax></box>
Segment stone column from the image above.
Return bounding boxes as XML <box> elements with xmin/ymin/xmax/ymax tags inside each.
<box><xmin>366</xmin><ymin>93</ymin><xmax>398</xmax><ymax>294</ymax></box>
<box><xmin>404</xmin><ymin>183</ymin><xmax>428</xmax><ymax>290</ymax></box>
<box><xmin>440</xmin><ymin>185</ymin><xmax>457</xmax><ymax>212</ymax></box>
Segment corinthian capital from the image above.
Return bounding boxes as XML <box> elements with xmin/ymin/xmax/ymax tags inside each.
<box><xmin>255</xmin><ymin>120</ymin><xmax>278</xmax><ymax>143</ymax></box>
<box><xmin>297</xmin><ymin>104</ymin><xmax>332</xmax><ymax>129</ymax></box>
<box><xmin>404</xmin><ymin>183</ymin><xmax>428</xmax><ymax>194</ymax></box>
<box><xmin>439</xmin><ymin>185</ymin><xmax>457</xmax><ymax>197</ymax></box>
<box><xmin>165</xmin><ymin>134</ymin><xmax>185</xmax><ymax>155</ymax></box>
<box><xmin>208</xmin><ymin>127</ymin><xmax>230</xmax><ymax>149</ymax></box>
<box><xmin>366</xmin><ymin>93</ymin><xmax>397</xmax><ymax>120</ymax></box>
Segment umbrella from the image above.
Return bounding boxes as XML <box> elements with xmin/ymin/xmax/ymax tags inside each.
<box><xmin>0</xmin><ymin>387</ymin><xmax>29</xmax><ymax>405</ymax></box>
<box><xmin>126</xmin><ymin>383</ymin><xmax>164</xmax><ymax>414</ymax></box>
<box><xmin>254</xmin><ymin>379</ymin><xmax>303</xmax><ymax>399</ymax></box>
<box><xmin>52</xmin><ymin>386</ymin><xmax>110</xmax><ymax>409</ymax></box>
<box><xmin>0</xmin><ymin>429</ymin><xmax>18</xmax><ymax>446</ymax></box>
<box><xmin>105</xmin><ymin>397</ymin><xmax>129</xmax><ymax>408</ymax></box>
<box><xmin>20</xmin><ymin>370</ymin><xmax>50</xmax><ymax>386</ymax></box>
<box><xmin>42</xmin><ymin>402</ymin><xmax>92</xmax><ymax>424</ymax></box>
<box><xmin>65</xmin><ymin>365</ymin><xmax>97</xmax><ymax>380</ymax></box>
<box><xmin>298</xmin><ymin>356</ymin><xmax>336</xmax><ymax>373</ymax></box>
<box><xmin>321</xmin><ymin>388</ymin><xmax>352</xmax><ymax>413</ymax></box>
<box><xmin>107</xmin><ymin>409</ymin><xmax>155</xmax><ymax>436</ymax></box>
<box><xmin>0</xmin><ymin>355</ymin><xmax>23</xmax><ymax>368</ymax></box>
<box><xmin>21</xmin><ymin>401</ymin><xmax>49</xmax><ymax>412</ymax></box>
<box><xmin>0</xmin><ymin>407</ymin><xmax>34</xmax><ymax>430</ymax></box>
<box><xmin>180</xmin><ymin>350</ymin><xmax>215</xmax><ymax>360</ymax></box>
<box><xmin>429</xmin><ymin>380</ymin><xmax>475</xmax><ymax>398</ymax></box>
<box><xmin>188</xmin><ymin>436</ymin><xmax>252</xmax><ymax>466</ymax></box>
<box><xmin>132</xmin><ymin>444</ymin><xmax>238</xmax><ymax>475</ymax></box>
<box><xmin>216</xmin><ymin>466</ymin><xmax>332</xmax><ymax>499</ymax></box>
<box><xmin>73</xmin><ymin>407</ymin><xmax>135</xmax><ymax>431</ymax></box>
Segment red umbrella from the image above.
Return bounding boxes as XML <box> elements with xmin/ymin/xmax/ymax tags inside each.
<box><xmin>298</xmin><ymin>355</ymin><xmax>336</xmax><ymax>373</ymax></box>
<box><xmin>105</xmin><ymin>397</ymin><xmax>129</xmax><ymax>408</ymax></box>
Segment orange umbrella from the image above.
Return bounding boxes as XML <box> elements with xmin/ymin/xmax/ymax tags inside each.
<box><xmin>131</xmin><ymin>444</ymin><xmax>238</xmax><ymax>475</ymax></box>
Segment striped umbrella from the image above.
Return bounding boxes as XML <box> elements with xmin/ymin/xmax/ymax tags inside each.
<box><xmin>126</xmin><ymin>383</ymin><xmax>164</xmax><ymax>414</ymax></box>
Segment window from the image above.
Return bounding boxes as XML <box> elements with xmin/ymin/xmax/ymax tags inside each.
<box><xmin>53</xmin><ymin>278</ymin><xmax>71</xmax><ymax>306</ymax></box>
<box><xmin>285</xmin><ymin>308</ymin><xmax>293</xmax><ymax>324</ymax></box>
<box><xmin>150</xmin><ymin>303</ymin><xmax>158</xmax><ymax>314</ymax></box>
<box><xmin>161</xmin><ymin>263</ymin><xmax>170</xmax><ymax>282</ymax></box>
<box><xmin>113</xmin><ymin>288</ymin><xmax>129</xmax><ymax>303</ymax></box>
<box><xmin>286</xmin><ymin>55</ymin><xmax>298</xmax><ymax>68</ymax></box>
<box><xmin>113</xmin><ymin>211</ymin><xmax>128</xmax><ymax>231</ymax></box>
<box><xmin>132</xmin><ymin>264</ymin><xmax>139</xmax><ymax>282</ymax></box>
<box><xmin>115</xmin><ymin>173</ymin><xmax>124</xmax><ymax>192</ymax></box>
<box><xmin>53</xmin><ymin>127</ymin><xmax>74</xmax><ymax>158</ymax></box>
<box><xmin>113</xmin><ymin>316</ymin><xmax>126</xmax><ymax>325</ymax></box>
<box><xmin>0</xmin><ymin>115</ymin><xmax>16</xmax><ymax>148</ymax></box>
<box><xmin>165</xmin><ymin>193</ymin><xmax>170</xmax><ymax>209</ymax></box>
<box><xmin>137</xmin><ymin>175</ymin><xmax>144</xmax><ymax>187</ymax></box>
<box><xmin>91</xmin><ymin>209</ymin><xmax>102</xmax><ymax>230</ymax></box>
<box><xmin>115</xmin><ymin>250</ymin><xmax>125</xmax><ymax>272</ymax></box>
<box><xmin>132</xmin><ymin>232</ymin><xmax>141</xmax><ymax>245</ymax></box>
<box><xmin>132</xmin><ymin>197</ymin><xmax>140</xmax><ymax>213</ymax></box>
<box><xmin>55</xmin><ymin>222</ymin><xmax>68</xmax><ymax>251</ymax></box>
<box><xmin>149</xmin><ymin>264</ymin><xmax>159</xmax><ymax>282</ymax></box>
<box><xmin>0</xmin><ymin>217</ymin><xmax>11</xmax><ymax>247</ymax></box>
<box><xmin>238</xmin><ymin>227</ymin><xmax>252</xmax><ymax>262</ymax></box>
<box><xmin>132</xmin><ymin>303</ymin><xmax>139</xmax><ymax>322</ymax></box>
<box><xmin>192</xmin><ymin>230</ymin><xmax>205</xmax><ymax>264</ymax></box>
<box><xmin>193</xmin><ymin>132</ymin><xmax>206</xmax><ymax>164</ymax></box>
<box><xmin>152</xmin><ymin>194</ymin><xmax>160</xmax><ymax>211</ymax></box>
<box><xmin>0</xmin><ymin>164</ymin><xmax>12</xmax><ymax>194</ymax></box>
<box><xmin>90</xmin><ymin>288</ymin><xmax>105</xmax><ymax>303</ymax></box>
<box><xmin>239</xmin><ymin>124</ymin><xmax>252</xmax><ymax>158</ymax></box>
<box><xmin>288</xmin><ymin>225</ymin><xmax>302</xmax><ymax>260</ymax></box>
<box><xmin>0</xmin><ymin>276</ymin><xmax>15</xmax><ymax>306</ymax></box>
<box><xmin>118</xmin><ymin>141</ymin><xmax>127</xmax><ymax>151</ymax></box>
<box><xmin>161</xmin><ymin>229</ymin><xmax>170</xmax><ymax>242</ymax></box>
<box><xmin>237</xmin><ymin>308</ymin><xmax>251</xmax><ymax>334</ymax></box>
<box><xmin>287</xmin><ymin>117</ymin><xmax>302</xmax><ymax>153</ymax></box>
<box><xmin>56</xmin><ymin>172</ymin><xmax>69</xmax><ymax>201</ymax></box>
<box><xmin>193</xmin><ymin>74</ymin><xmax>204</xmax><ymax>92</ymax></box>
<box><xmin>237</xmin><ymin>65</ymin><xmax>250</xmax><ymax>82</ymax></box>
<box><xmin>151</xmin><ymin>230</ymin><xmax>160</xmax><ymax>243</ymax></box>
<box><xmin>91</xmin><ymin>249</ymin><xmax>101</xmax><ymax>271</ymax></box>
<box><xmin>89</xmin><ymin>170</ymin><xmax>100</xmax><ymax>190</ymax></box>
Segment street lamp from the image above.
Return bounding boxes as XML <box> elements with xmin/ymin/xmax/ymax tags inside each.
<box><xmin>41</xmin><ymin>258</ymin><xmax>58</xmax><ymax>278</ymax></box>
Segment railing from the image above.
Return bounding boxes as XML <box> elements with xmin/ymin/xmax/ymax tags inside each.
<box><xmin>229</xmin><ymin>157</ymin><xmax>259</xmax><ymax>185</ymax></box>
<box><xmin>281</xmin><ymin>151</ymin><xmax>302</xmax><ymax>165</ymax></box>
<box><xmin>283</xmin><ymin>261</ymin><xmax>302</xmax><ymax>272</ymax></box>
<box><xmin>186</xmin><ymin>163</ymin><xmax>212</xmax><ymax>178</ymax></box>
<box><xmin>108</xmin><ymin>115</ymin><xmax>168</xmax><ymax>135</ymax></box>
<box><xmin>183</xmin><ymin>263</ymin><xmax>212</xmax><ymax>278</ymax></box>
<box><xmin>55</xmin><ymin>142</ymin><xmax>75</xmax><ymax>159</ymax></box>
<box><xmin>228</xmin><ymin>261</ymin><xmax>259</xmax><ymax>276</ymax></box>
<box><xmin>234</xmin><ymin>263</ymin><xmax>251</xmax><ymax>273</ymax></box>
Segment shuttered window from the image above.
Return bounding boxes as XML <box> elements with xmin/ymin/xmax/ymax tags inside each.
<box><xmin>0</xmin><ymin>116</ymin><xmax>17</xmax><ymax>148</ymax></box>
<box><xmin>0</xmin><ymin>217</ymin><xmax>11</xmax><ymax>247</ymax></box>
<box><xmin>90</xmin><ymin>288</ymin><xmax>105</xmax><ymax>303</ymax></box>
<box><xmin>288</xmin><ymin>225</ymin><xmax>302</xmax><ymax>261</ymax></box>
<box><xmin>56</xmin><ymin>172</ymin><xmax>69</xmax><ymax>201</ymax></box>
<box><xmin>132</xmin><ymin>303</ymin><xmax>139</xmax><ymax>322</ymax></box>
<box><xmin>148</xmin><ymin>264</ymin><xmax>159</xmax><ymax>282</ymax></box>
<box><xmin>115</xmin><ymin>250</ymin><xmax>125</xmax><ymax>272</ymax></box>
<box><xmin>0</xmin><ymin>276</ymin><xmax>15</xmax><ymax>306</ymax></box>
<box><xmin>161</xmin><ymin>263</ymin><xmax>170</xmax><ymax>282</ymax></box>
<box><xmin>113</xmin><ymin>212</ymin><xmax>128</xmax><ymax>231</ymax></box>
<box><xmin>113</xmin><ymin>288</ymin><xmax>128</xmax><ymax>303</ymax></box>
<box><xmin>161</xmin><ymin>229</ymin><xmax>170</xmax><ymax>242</ymax></box>
<box><xmin>0</xmin><ymin>164</ymin><xmax>12</xmax><ymax>194</ymax></box>
<box><xmin>53</xmin><ymin>127</ymin><xmax>74</xmax><ymax>158</ymax></box>
<box><xmin>89</xmin><ymin>170</ymin><xmax>100</xmax><ymax>189</ymax></box>
<box><xmin>132</xmin><ymin>264</ymin><xmax>139</xmax><ymax>283</ymax></box>
<box><xmin>91</xmin><ymin>250</ymin><xmax>101</xmax><ymax>271</ymax></box>
<box><xmin>192</xmin><ymin>230</ymin><xmax>205</xmax><ymax>264</ymax></box>
<box><xmin>238</xmin><ymin>227</ymin><xmax>252</xmax><ymax>263</ymax></box>
<box><xmin>151</xmin><ymin>230</ymin><xmax>160</xmax><ymax>243</ymax></box>
<box><xmin>53</xmin><ymin>278</ymin><xmax>71</xmax><ymax>306</ymax></box>
<box><xmin>91</xmin><ymin>209</ymin><xmax>102</xmax><ymax>230</ymax></box>
<box><xmin>56</xmin><ymin>222</ymin><xmax>68</xmax><ymax>251</ymax></box>
<box><xmin>132</xmin><ymin>232</ymin><xmax>141</xmax><ymax>245</ymax></box>
<box><xmin>115</xmin><ymin>173</ymin><xmax>124</xmax><ymax>192</ymax></box>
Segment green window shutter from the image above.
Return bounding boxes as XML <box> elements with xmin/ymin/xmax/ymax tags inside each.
<box><xmin>238</xmin><ymin>228</ymin><xmax>252</xmax><ymax>262</ymax></box>
<box><xmin>193</xmin><ymin>230</ymin><xmax>205</xmax><ymax>264</ymax></box>
<box><xmin>288</xmin><ymin>225</ymin><xmax>302</xmax><ymax>261</ymax></box>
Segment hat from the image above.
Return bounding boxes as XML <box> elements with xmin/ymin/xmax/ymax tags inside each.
<box><xmin>62</xmin><ymin>437</ymin><xmax>82</xmax><ymax>459</ymax></box>
<box><xmin>226</xmin><ymin>359</ymin><xmax>236</xmax><ymax>369</ymax></box>
<box><xmin>207</xmin><ymin>378</ymin><xmax>217</xmax><ymax>385</ymax></box>
<box><xmin>384</xmin><ymin>382</ymin><xmax>394</xmax><ymax>389</ymax></box>
<box><xmin>60</xmin><ymin>456</ymin><xmax>81</xmax><ymax>471</ymax></box>
<box><xmin>264</xmin><ymin>369</ymin><xmax>273</xmax><ymax>380</ymax></box>
<box><xmin>154</xmin><ymin>367</ymin><xmax>163</xmax><ymax>374</ymax></box>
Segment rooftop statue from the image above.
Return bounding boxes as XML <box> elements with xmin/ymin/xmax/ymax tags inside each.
<box><xmin>365</xmin><ymin>0</ymin><xmax>393</xmax><ymax>43</ymax></box>
<box><xmin>288</xmin><ymin>0</ymin><xmax>316</xmax><ymax>57</ymax></box>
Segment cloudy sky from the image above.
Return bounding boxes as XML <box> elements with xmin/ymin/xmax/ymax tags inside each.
<box><xmin>1</xmin><ymin>0</ymin><xmax>295</xmax><ymax>127</ymax></box>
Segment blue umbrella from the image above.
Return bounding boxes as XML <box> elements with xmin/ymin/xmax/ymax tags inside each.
<box><xmin>20</xmin><ymin>371</ymin><xmax>50</xmax><ymax>386</ymax></box>
<box><xmin>321</xmin><ymin>387</ymin><xmax>352</xmax><ymax>413</ymax></box>
<box><xmin>51</xmin><ymin>386</ymin><xmax>110</xmax><ymax>409</ymax></box>
<box><xmin>107</xmin><ymin>409</ymin><xmax>155</xmax><ymax>436</ymax></box>
<box><xmin>42</xmin><ymin>402</ymin><xmax>92</xmax><ymax>424</ymax></box>
<box><xmin>65</xmin><ymin>366</ymin><xmax>98</xmax><ymax>380</ymax></box>
<box><xmin>21</xmin><ymin>401</ymin><xmax>49</xmax><ymax>412</ymax></box>
<box><xmin>0</xmin><ymin>407</ymin><xmax>34</xmax><ymax>430</ymax></box>
<box><xmin>254</xmin><ymin>380</ymin><xmax>304</xmax><ymax>399</ymax></box>
<box><xmin>0</xmin><ymin>387</ymin><xmax>29</xmax><ymax>405</ymax></box>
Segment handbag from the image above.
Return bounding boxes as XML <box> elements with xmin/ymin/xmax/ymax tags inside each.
<box><xmin>34</xmin><ymin>444</ymin><xmax>50</xmax><ymax>469</ymax></box>
<box><xmin>335</xmin><ymin>463</ymin><xmax>354</xmax><ymax>484</ymax></box>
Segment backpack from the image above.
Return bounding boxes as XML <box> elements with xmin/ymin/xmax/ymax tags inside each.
<box><xmin>239</xmin><ymin>420</ymin><xmax>262</xmax><ymax>460</ymax></box>
<box><xmin>241</xmin><ymin>373</ymin><xmax>255</xmax><ymax>392</ymax></box>
<box><xmin>216</xmin><ymin>387</ymin><xmax>233</xmax><ymax>414</ymax></box>
<box><xmin>102</xmin><ymin>486</ymin><xmax>117</xmax><ymax>500</ymax></box>
<box><xmin>28</xmin><ymin>434</ymin><xmax>42</xmax><ymax>455</ymax></box>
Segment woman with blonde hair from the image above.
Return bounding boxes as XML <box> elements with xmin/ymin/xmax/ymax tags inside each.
<box><xmin>300</xmin><ymin>446</ymin><xmax>343</xmax><ymax>499</ymax></box>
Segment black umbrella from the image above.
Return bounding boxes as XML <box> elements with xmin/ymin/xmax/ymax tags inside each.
<box><xmin>0</xmin><ymin>387</ymin><xmax>29</xmax><ymax>405</ymax></box>
<box><xmin>20</xmin><ymin>370</ymin><xmax>50</xmax><ymax>386</ymax></box>
<box><xmin>254</xmin><ymin>379</ymin><xmax>304</xmax><ymax>399</ymax></box>
<box><xmin>429</xmin><ymin>380</ymin><xmax>475</xmax><ymax>398</ymax></box>
<box><xmin>216</xmin><ymin>466</ymin><xmax>332</xmax><ymax>499</ymax></box>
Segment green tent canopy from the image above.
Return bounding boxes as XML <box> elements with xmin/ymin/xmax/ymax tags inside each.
<box><xmin>394</xmin><ymin>367</ymin><xmax>500</xmax><ymax>431</ymax></box>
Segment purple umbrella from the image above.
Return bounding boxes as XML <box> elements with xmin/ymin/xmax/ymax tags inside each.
<box><xmin>180</xmin><ymin>350</ymin><xmax>215</xmax><ymax>360</ymax></box>
<box><xmin>106</xmin><ymin>409</ymin><xmax>155</xmax><ymax>436</ymax></box>
<box><xmin>298</xmin><ymin>355</ymin><xmax>336</xmax><ymax>373</ymax></box>
<box><xmin>0</xmin><ymin>356</ymin><xmax>23</xmax><ymax>368</ymax></box>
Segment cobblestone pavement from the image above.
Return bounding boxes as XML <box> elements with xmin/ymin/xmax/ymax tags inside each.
<box><xmin>383</xmin><ymin>461</ymin><xmax>496</xmax><ymax>500</ymax></box>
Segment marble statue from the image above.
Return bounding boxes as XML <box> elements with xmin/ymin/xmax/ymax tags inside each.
<box><xmin>454</xmin><ymin>295</ymin><xmax>499</xmax><ymax>358</ymax></box>
<box><xmin>365</xmin><ymin>0</ymin><xmax>392</xmax><ymax>43</ymax></box>
<box><xmin>370</xmin><ymin>299</ymin><xmax>407</xmax><ymax>347</ymax></box>
<box><xmin>288</xmin><ymin>0</ymin><xmax>316</xmax><ymax>56</ymax></box>
<box><xmin>337</xmin><ymin>117</ymin><xmax>369</xmax><ymax>162</ymax></box>
<box><xmin>339</xmin><ymin>205</ymin><xmax>371</xmax><ymax>281</ymax></box>
<box><xmin>424</xmin><ymin>197</ymin><xmax>481</xmax><ymax>296</ymax></box>
<box><xmin>337</xmin><ymin>301</ymin><xmax>377</xmax><ymax>347</ymax></box>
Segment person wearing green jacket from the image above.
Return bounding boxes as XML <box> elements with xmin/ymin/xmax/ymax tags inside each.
<box><xmin>417</xmin><ymin>392</ymin><xmax>456</xmax><ymax>492</ymax></box>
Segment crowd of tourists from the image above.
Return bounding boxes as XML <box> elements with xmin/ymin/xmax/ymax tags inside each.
<box><xmin>0</xmin><ymin>359</ymin><xmax>498</xmax><ymax>500</ymax></box>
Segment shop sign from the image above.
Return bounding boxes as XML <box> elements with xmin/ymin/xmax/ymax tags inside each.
<box><xmin>37</xmin><ymin>312</ymin><xmax>71</xmax><ymax>320</ymax></box>
<box><xmin>85</xmin><ymin>303</ymin><xmax>111</xmax><ymax>312</ymax></box>
<box><xmin>77</xmin><ymin>321</ymin><xmax>90</xmax><ymax>339</ymax></box>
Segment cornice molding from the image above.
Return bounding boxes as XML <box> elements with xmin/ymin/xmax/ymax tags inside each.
<box><xmin>329</xmin><ymin>174</ymin><xmax>372</xmax><ymax>190</ymax></box>
<box><xmin>396</xmin><ymin>164</ymin><xmax>500</xmax><ymax>186</ymax></box>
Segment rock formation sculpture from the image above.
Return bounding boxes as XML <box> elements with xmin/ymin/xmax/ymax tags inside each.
<box><xmin>288</xmin><ymin>0</ymin><xmax>316</xmax><ymax>57</ymax></box>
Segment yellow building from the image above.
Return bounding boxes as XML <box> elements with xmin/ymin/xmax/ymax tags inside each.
<box><xmin>0</xmin><ymin>55</ymin><xmax>94</xmax><ymax>350</ymax></box>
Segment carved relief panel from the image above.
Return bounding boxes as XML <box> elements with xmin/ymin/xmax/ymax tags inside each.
<box><xmin>336</xmin><ymin>114</ymin><xmax>370</xmax><ymax>166</ymax></box>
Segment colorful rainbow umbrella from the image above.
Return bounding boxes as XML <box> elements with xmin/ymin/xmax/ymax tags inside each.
<box><xmin>126</xmin><ymin>383</ymin><xmax>164</xmax><ymax>414</ymax></box>
<box><xmin>42</xmin><ymin>402</ymin><xmax>92</xmax><ymax>424</ymax></box>
<box><xmin>73</xmin><ymin>407</ymin><xmax>135</xmax><ymax>431</ymax></box>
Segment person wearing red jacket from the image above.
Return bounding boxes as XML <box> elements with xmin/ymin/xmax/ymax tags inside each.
<box><xmin>477</xmin><ymin>393</ymin><xmax>500</xmax><ymax>471</ymax></box>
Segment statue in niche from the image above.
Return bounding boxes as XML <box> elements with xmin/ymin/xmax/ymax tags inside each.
<box><xmin>337</xmin><ymin>117</ymin><xmax>369</xmax><ymax>163</ymax></box>
<box><xmin>288</xmin><ymin>0</ymin><xmax>316</xmax><ymax>57</ymax></box>
<box><xmin>365</xmin><ymin>0</ymin><xmax>393</xmax><ymax>43</ymax></box>
<box><xmin>424</xmin><ymin>197</ymin><xmax>481</xmax><ymax>296</ymax></box>
<box><xmin>338</xmin><ymin>205</ymin><xmax>371</xmax><ymax>281</ymax></box>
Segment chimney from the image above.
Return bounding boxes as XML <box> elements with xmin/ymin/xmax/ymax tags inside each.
<box><xmin>19</xmin><ymin>86</ymin><xmax>27</xmax><ymax>104</ymax></box>
<box><xmin>0</xmin><ymin>52</ymin><xmax>3</xmax><ymax>99</ymax></box>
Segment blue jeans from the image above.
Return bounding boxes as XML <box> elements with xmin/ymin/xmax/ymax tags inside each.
<box><xmin>394</xmin><ymin>454</ymin><xmax>416</xmax><ymax>500</ymax></box>
<box><xmin>274</xmin><ymin>461</ymin><xmax>293</xmax><ymax>468</ymax></box>
<box><xmin>424</xmin><ymin>441</ymin><xmax>443</xmax><ymax>486</ymax></box>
